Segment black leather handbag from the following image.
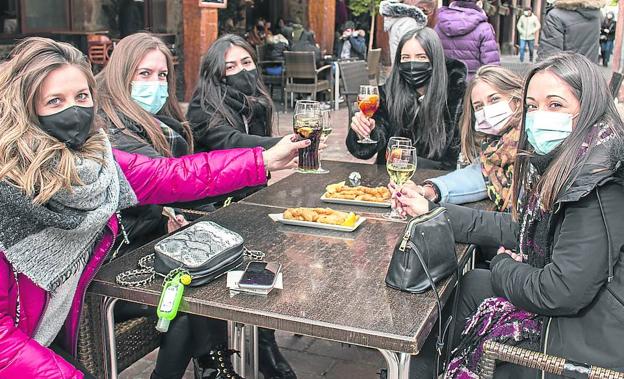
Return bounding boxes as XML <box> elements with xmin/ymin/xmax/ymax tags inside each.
<box><xmin>385</xmin><ymin>207</ymin><xmax>457</xmax><ymax>293</ymax></box>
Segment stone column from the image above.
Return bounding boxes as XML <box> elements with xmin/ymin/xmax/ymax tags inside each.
<box><xmin>182</xmin><ymin>0</ymin><xmax>219</xmax><ymax>101</ymax></box>
<box><xmin>308</xmin><ymin>0</ymin><xmax>336</xmax><ymax>55</ymax></box>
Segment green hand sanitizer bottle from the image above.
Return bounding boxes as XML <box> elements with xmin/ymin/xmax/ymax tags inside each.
<box><xmin>156</xmin><ymin>271</ymin><xmax>192</xmax><ymax>332</ymax></box>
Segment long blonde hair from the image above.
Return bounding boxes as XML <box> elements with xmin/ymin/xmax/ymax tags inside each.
<box><xmin>460</xmin><ymin>65</ymin><xmax>523</xmax><ymax>162</ymax></box>
<box><xmin>97</xmin><ymin>33</ymin><xmax>191</xmax><ymax>157</ymax></box>
<box><xmin>0</xmin><ymin>37</ymin><xmax>105</xmax><ymax>205</ymax></box>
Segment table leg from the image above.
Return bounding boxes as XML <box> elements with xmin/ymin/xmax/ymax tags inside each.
<box><xmin>101</xmin><ymin>297</ymin><xmax>119</xmax><ymax>379</ymax></box>
<box><xmin>228</xmin><ymin>321</ymin><xmax>247</xmax><ymax>377</ymax></box>
<box><xmin>247</xmin><ymin>325</ymin><xmax>259</xmax><ymax>379</ymax></box>
<box><xmin>378</xmin><ymin>349</ymin><xmax>411</xmax><ymax>379</ymax></box>
<box><xmin>334</xmin><ymin>62</ymin><xmax>341</xmax><ymax>111</ymax></box>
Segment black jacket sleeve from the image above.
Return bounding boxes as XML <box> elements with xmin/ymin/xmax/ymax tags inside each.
<box><xmin>345</xmin><ymin>86</ymin><xmax>392</xmax><ymax>162</ymax></box>
<box><xmin>108</xmin><ymin>128</ymin><xmax>161</xmax><ymax>158</ymax></box>
<box><xmin>490</xmin><ymin>189</ymin><xmax>612</xmax><ymax>316</ymax></box>
<box><xmin>444</xmin><ymin>203</ymin><xmax>519</xmax><ymax>249</ymax></box>
<box><xmin>187</xmin><ymin>94</ymin><xmax>281</xmax><ymax>152</ymax></box>
<box><xmin>194</xmin><ymin>117</ymin><xmax>281</xmax><ymax>151</ymax></box>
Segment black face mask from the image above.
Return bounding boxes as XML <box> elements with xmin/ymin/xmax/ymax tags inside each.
<box><xmin>225</xmin><ymin>68</ymin><xmax>259</xmax><ymax>96</ymax></box>
<box><xmin>398</xmin><ymin>61</ymin><xmax>433</xmax><ymax>90</ymax></box>
<box><xmin>37</xmin><ymin>106</ymin><xmax>94</xmax><ymax>150</ymax></box>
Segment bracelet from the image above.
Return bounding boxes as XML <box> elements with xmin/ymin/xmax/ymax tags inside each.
<box><xmin>423</xmin><ymin>182</ymin><xmax>441</xmax><ymax>203</ymax></box>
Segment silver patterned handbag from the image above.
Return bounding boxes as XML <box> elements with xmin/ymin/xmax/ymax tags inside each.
<box><xmin>153</xmin><ymin>221</ymin><xmax>246</xmax><ymax>286</ymax></box>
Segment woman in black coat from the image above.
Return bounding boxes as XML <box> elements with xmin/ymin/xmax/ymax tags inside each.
<box><xmin>188</xmin><ymin>34</ymin><xmax>281</xmax><ymax>153</ymax></box>
<box><xmin>347</xmin><ymin>28</ymin><xmax>466</xmax><ymax>170</ymax></box>
<box><xmin>186</xmin><ymin>34</ymin><xmax>297</xmax><ymax>379</ymax></box>
<box><xmin>396</xmin><ymin>53</ymin><xmax>624</xmax><ymax>378</ymax></box>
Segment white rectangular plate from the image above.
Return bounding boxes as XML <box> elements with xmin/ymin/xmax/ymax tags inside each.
<box><xmin>269</xmin><ymin>213</ymin><xmax>366</xmax><ymax>232</ymax></box>
<box><xmin>320</xmin><ymin>194</ymin><xmax>391</xmax><ymax>208</ymax></box>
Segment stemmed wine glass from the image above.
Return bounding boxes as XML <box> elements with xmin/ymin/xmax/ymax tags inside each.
<box><xmin>385</xmin><ymin>144</ymin><xmax>417</xmax><ymax>221</ymax></box>
<box><xmin>314</xmin><ymin>109</ymin><xmax>332</xmax><ymax>174</ymax></box>
<box><xmin>293</xmin><ymin>100</ymin><xmax>322</xmax><ymax>174</ymax></box>
<box><xmin>356</xmin><ymin>85</ymin><xmax>380</xmax><ymax>144</ymax></box>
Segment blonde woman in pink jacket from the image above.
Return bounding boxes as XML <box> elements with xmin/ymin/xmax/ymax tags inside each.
<box><xmin>0</xmin><ymin>37</ymin><xmax>305</xmax><ymax>379</ymax></box>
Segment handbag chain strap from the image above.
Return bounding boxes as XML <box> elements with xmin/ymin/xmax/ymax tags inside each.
<box><xmin>115</xmin><ymin>247</ymin><xmax>265</xmax><ymax>287</ymax></box>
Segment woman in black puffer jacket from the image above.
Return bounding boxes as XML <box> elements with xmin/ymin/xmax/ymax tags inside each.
<box><xmin>396</xmin><ymin>53</ymin><xmax>624</xmax><ymax>378</ymax></box>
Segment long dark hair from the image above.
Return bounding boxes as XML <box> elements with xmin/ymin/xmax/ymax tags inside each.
<box><xmin>512</xmin><ymin>52</ymin><xmax>624</xmax><ymax>217</ymax></box>
<box><xmin>196</xmin><ymin>34</ymin><xmax>273</xmax><ymax>135</ymax></box>
<box><xmin>386</xmin><ymin>28</ymin><xmax>448</xmax><ymax>159</ymax></box>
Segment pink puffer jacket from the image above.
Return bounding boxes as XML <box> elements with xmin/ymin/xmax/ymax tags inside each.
<box><xmin>0</xmin><ymin>147</ymin><xmax>267</xmax><ymax>378</ymax></box>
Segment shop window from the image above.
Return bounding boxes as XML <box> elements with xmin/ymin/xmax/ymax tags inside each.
<box><xmin>20</xmin><ymin>0</ymin><xmax>70</xmax><ymax>32</ymax></box>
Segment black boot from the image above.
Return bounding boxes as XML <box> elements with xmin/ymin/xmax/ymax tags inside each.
<box><xmin>196</xmin><ymin>346</ymin><xmax>244</xmax><ymax>379</ymax></box>
<box><xmin>258</xmin><ymin>328</ymin><xmax>296</xmax><ymax>379</ymax></box>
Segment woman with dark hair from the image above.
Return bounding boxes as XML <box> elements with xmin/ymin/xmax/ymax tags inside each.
<box><xmin>347</xmin><ymin>28</ymin><xmax>467</xmax><ymax>170</ymax></box>
<box><xmin>188</xmin><ymin>34</ymin><xmax>281</xmax><ymax>153</ymax></box>
<box><xmin>187</xmin><ymin>34</ymin><xmax>297</xmax><ymax>379</ymax></box>
<box><xmin>396</xmin><ymin>53</ymin><xmax>624</xmax><ymax>377</ymax></box>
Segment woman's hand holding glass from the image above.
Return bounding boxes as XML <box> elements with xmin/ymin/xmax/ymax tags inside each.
<box><xmin>389</xmin><ymin>183</ymin><xmax>430</xmax><ymax>218</ymax></box>
<box><xmin>350</xmin><ymin>111</ymin><xmax>376</xmax><ymax>142</ymax></box>
<box><xmin>384</xmin><ymin>144</ymin><xmax>416</xmax><ymax>220</ymax></box>
<box><xmin>262</xmin><ymin>135</ymin><xmax>311</xmax><ymax>171</ymax></box>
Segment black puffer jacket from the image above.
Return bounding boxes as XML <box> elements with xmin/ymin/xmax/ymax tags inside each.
<box><xmin>537</xmin><ymin>0</ymin><xmax>605</xmax><ymax>63</ymax></box>
<box><xmin>106</xmin><ymin>113</ymin><xmax>192</xmax><ymax>250</ymax></box>
<box><xmin>442</xmin><ymin>138</ymin><xmax>624</xmax><ymax>376</ymax></box>
<box><xmin>346</xmin><ymin>57</ymin><xmax>467</xmax><ymax>170</ymax></box>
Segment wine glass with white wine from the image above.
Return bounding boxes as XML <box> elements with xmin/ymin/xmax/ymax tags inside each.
<box><xmin>314</xmin><ymin>109</ymin><xmax>332</xmax><ymax>174</ymax></box>
<box><xmin>385</xmin><ymin>146</ymin><xmax>417</xmax><ymax>220</ymax></box>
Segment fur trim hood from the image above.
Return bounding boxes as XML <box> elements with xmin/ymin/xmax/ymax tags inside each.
<box><xmin>380</xmin><ymin>1</ymin><xmax>428</xmax><ymax>26</ymax></box>
<box><xmin>554</xmin><ymin>0</ymin><xmax>607</xmax><ymax>11</ymax></box>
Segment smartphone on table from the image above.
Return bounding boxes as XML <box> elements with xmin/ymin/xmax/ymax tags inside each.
<box><xmin>238</xmin><ymin>261</ymin><xmax>281</xmax><ymax>290</ymax></box>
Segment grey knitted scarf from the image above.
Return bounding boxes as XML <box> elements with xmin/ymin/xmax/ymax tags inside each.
<box><xmin>0</xmin><ymin>133</ymin><xmax>138</xmax><ymax>291</ymax></box>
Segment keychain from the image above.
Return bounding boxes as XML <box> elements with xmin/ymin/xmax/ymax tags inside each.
<box><xmin>156</xmin><ymin>269</ymin><xmax>192</xmax><ymax>332</ymax></box>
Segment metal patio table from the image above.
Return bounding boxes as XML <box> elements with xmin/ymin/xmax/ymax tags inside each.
<box><xmin>89</xmin><ymin>161</ymin><xmax>490</xmax><ymax>379</ymax></box>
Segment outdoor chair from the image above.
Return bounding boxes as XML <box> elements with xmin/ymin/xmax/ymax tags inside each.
<box><xmin>87</xmin><ymin>34</ymin><xmax>113</xmax><ymax>73</ymax></box>
<box><xmin>479</xmin><ymin>340</ymin><xmax>624</xmax><ymax>379</ymax></box>
<box><xmin>256</xmin><ymin>44</ymin><xmax>284</xmax><ymax>100</ymax></box>
<box><xmin>77</xmin><ymin>293</ymin><xmax>160</xmax><ymax>377</ymax></box>
<box><xmin>338</xmin><ymin>60</ymin><xmax>371</xmax><ymax>121</ymax></box>
<box><xmin>367</xmin><ymin>48</ymin><xmax>382</xmax><ymax>85</ymax></box>
<box><xmin>283</xmin><ymin>51</ymin><xmax>331</xmax><ymax>109</ymax></box>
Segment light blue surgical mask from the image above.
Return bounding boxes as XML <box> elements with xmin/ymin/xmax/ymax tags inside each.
<box><xmin>131</xmin><ymin>81</ymin><xmax>169</xmax><ymax>114</ymax></box>
<box><xmin>525</xmin><ymin>110</ymin><xmax>574</xmax><ymax>155</ymax></box>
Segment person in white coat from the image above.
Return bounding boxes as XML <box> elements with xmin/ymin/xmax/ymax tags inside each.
<box><xmin>517</xmin><ymin>6</ymin><xmax>541</xmax><ymax>62</ymax></box>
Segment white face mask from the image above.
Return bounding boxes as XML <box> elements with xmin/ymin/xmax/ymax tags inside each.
<box><xmin>524</xmin><ymin>11</ymin><xmax>530</xmax><ymax>16</ymax></box>
<box><xmin>474</xmin><ymin>100</ymin><xmax>514</xmax><ymax>135</ymax></box>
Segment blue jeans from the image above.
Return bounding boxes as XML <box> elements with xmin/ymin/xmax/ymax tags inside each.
<box><xmin>519</xmin><ymin>39</ymin><xmax>534</xmax><ymax>62</ymax></box>
<box><xmin>601</xmin><ymin>39</ymin><xmax>614</xmax><ymax>66</ymax></box>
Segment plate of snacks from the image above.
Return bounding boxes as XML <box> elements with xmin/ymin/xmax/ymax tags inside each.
<box><xmin>321</xmin><ymin>181</ymin><xmax>391</xmax><ymax>208</ymax></box>
<box><xmin>269</xmin><ymin>207</ymin><xmax>366</xmax><ymax>232</ymax></box>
